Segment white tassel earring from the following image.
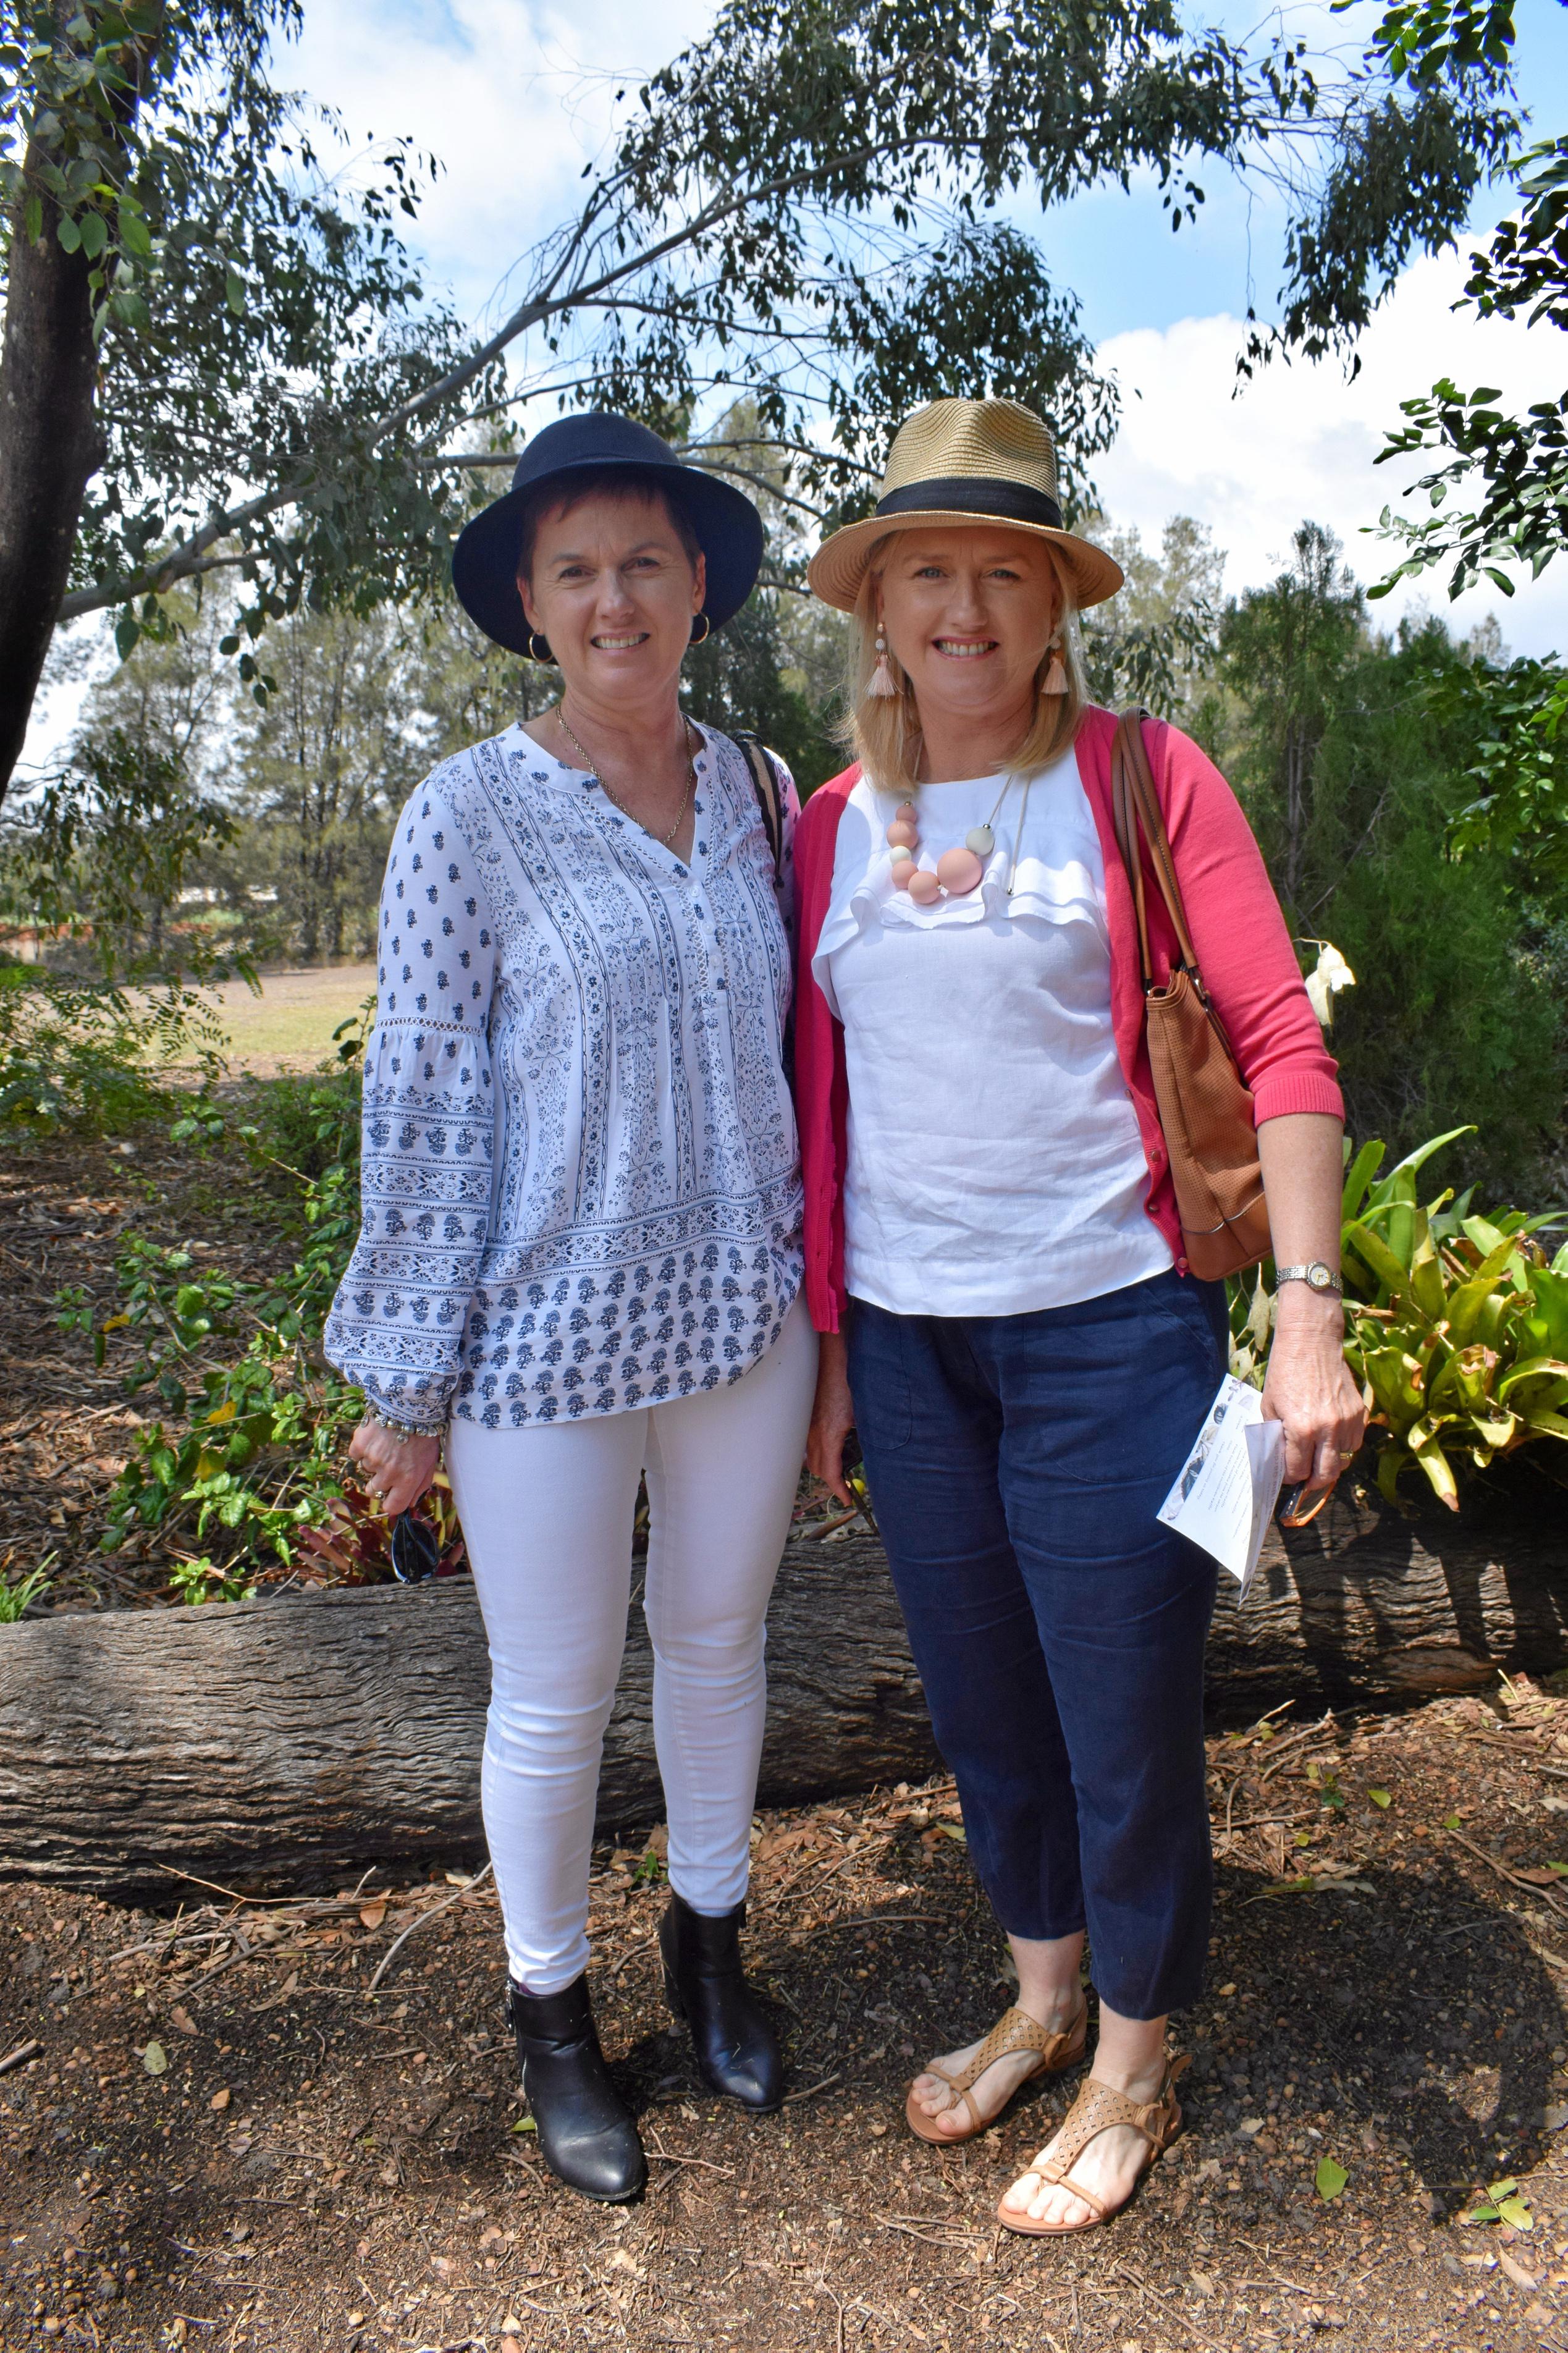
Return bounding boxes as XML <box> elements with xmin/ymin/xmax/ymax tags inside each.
<box><xmin>1041</xmin><ymin>633</ymin><xmax>1068</xmax><ymax>695</ymax></box>
<box><xmin>866</xmin><ymin>622</ymin><xmax>898</xmax><ymax>699</ymax></box>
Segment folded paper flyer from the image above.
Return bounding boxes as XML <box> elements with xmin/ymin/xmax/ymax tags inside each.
<box><xmin>1157</xmin><ymin>1374</ymin><xmax>1286</xmax><ymax>1600</ymax></box>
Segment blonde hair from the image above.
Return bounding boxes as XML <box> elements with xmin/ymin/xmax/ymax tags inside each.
<box><xmin>839</xmin><ymin>533</ymin><xmax>1087</xmax><ymax>795</ymax></box>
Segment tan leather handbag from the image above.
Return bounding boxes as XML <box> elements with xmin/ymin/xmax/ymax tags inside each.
<box><xmin>1111</xmin><ymin>709</ymin><xmax>1272</xmax><ymax>1281</ymax></box>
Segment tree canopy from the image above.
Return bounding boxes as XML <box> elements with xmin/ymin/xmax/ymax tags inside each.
<box><xmin>1357</xmin><ymin>0</ymin><xmax>1562</xmax><ymax>603</ymax></box>
<box><xmin>0</xmin><ymin>0</ymin><xmax>1525</xmax><ymax>800</ymax></box>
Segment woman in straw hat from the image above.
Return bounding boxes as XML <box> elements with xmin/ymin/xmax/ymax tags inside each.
<box><xmin>796</xmin><ymin>397</ymin><xmax>1363</xmax><ymax>2234</ymax></box>
<box><xmin>324</xmin><ymin>413</ymin><xmax>817</xmax><ymax>2204</ymax></box>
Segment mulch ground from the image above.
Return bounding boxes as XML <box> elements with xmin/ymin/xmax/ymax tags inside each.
<box><xmin>9</xmin><ymin>1126</ymin><xmax>1568</xmax><ymax>2350</ymax></box>
<box><xmin>6</xmin><ymin>1689</ymin><xmax>1568</xmax><ymax>2353</ymax></box>
<box><xmin>0</xmin><ymin>1126</ymin><xmax>303</xmax><ymax>1616</ymax></box>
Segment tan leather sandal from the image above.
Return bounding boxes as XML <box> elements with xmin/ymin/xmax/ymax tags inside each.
<box><xmin>904</xmin><ymin>2000</ymin><xmax>1088</xmax><ymax>2147</ymax></box>
<box><xmin>995</xmin><ymin>2052</ymin><xmax>1189</xmax><ymax>2234</ymax></box>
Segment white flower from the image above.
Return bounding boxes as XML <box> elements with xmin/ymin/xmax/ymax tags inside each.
<box><xmin>1304</xmin><ymin>940</ymin><xmax>1357</xmax><ymax>1029</ymax></box>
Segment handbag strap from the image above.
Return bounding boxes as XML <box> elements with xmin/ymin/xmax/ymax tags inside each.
<box><xmin>732</xmin><ymin>730</ymin><xmax>785</xmax><ymax>883</ymax></box>
<box><xmin>1110</xmin><ymin>708</ymin><xmax>1204</xmax><ymax>991</ymax></box>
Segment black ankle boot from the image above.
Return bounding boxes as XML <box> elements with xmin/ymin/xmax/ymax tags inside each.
<box><xmin>508</xmin><ymin>1974</ymin><xmax>646</xmax><ymax>2202</ymax></box>
<box><xmin>659</xmin><ymin>1891</ymin><xmax>783</xmax><ymax>2113</ymax></box>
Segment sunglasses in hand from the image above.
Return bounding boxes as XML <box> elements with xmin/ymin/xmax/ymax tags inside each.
<box><xmin>1276</xmin><ymin>1481</ymin><xmax>1333</xmax><ymax>1531</ymax></box>
<box><xmin>389</xmin><ymin>1511</ymin><xmax>442</xmax><ymax>1583</ymax></box>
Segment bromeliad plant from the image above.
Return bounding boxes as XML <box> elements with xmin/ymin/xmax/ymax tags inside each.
<box><xmin>1229</xmin><ymin>1128</ymin><xmax>1568</xmax><ymax>1510</ymax></box>
<box><xmin>1341</xmin><ymin>1130</ymin><xmax>1568</xmax><ymax>1508</ymax></box>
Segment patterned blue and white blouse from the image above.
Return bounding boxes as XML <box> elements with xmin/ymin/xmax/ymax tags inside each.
<box><xmin>323</xmin><ymin>721</ymin><xmax>803</xmax><ymax>1430</ymax></box>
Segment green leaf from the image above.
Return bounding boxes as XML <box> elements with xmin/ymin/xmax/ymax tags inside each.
<box><xmin>1315</xmin><ymin>2155</ymin><xmax>1348</xmax><ymax>2200</ymax></box>
<box><xmin>510</xmin><ymin>2114</ymin><xmax>537</xmax><ymax>2134</ymax></box>
<box><xmin>225</xmin><ymin>264</ymin><xmax>245</xmax><ymax>316</ymax></box>
<box><xmin>1462</xmin><ymin>1213</ymin><xmax>1511</xmax><ymax>1259</ymax></box>
<box><xmin>1368</xmin><ymin>1788</ymin><xmax>1391</xmax><ymax>1809</ymax></box>
<box><xmin>1343</xmin><ymin>1218</ymin><xmax>1416</xmax><ymax>1300</ymax></box>
<box><xmin>117</xmin><ymin>205</ymin><xmax>153</xmax><ymax>258</ymax></box>
<box><xmin>1496</xmin><ymin>2193</ymin><xmax>1533</xmax><ymax>2229</ymax></box>
<box><xmin>107</xmin><ymin>285</ymin><xmax>151</xmax><ymax>331</ymax></box>
<box><xmin>1365</xmin><ymin>1126</ymin><xmax>1475</xmax><ymax>1206</ymax></box>
<box><xmin>1412</xmin><ymin>1433</ymin><xmax>1460</xmax><ymax>1510</ymax></box>
<box><xmin>78</xmin><ymin>209</ymin><xmax>107</xmax><ymax>260</ymax></box>
<box><xmin>55</xmin><ymin>213</ymin><xmax>81</xmax><ymax>254</ymax></box>
<box><xmin>114</xmin><ymin>610</ymin><xmax>141</xmax><ymax>664</ymax></box>
<box><xmin>141</xmin><ymin>2040</ymin><xmax>167</xmax><ymax>2076</ymax></box>
<box><xmin>1376</xmin><ymin>1440</ymin><xmax>1413</xmax><ymax>1506</ymax></box>
<box><xmin>1341</xmin><ymin>1136</ymin><xmax>1386</xmax><ymax>1221</ymax></box>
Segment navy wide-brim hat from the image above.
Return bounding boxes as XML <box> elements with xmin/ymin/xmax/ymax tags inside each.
<box><xmin>451</xmin><ymin>412</ymin><xmax>765</xmax><ymax>655</ymax></box>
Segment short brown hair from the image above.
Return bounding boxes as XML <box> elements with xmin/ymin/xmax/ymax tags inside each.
<box><xmin>516</xmin><ymin>468</ymin><xmax>704</xmax><ymax>585</ymax></box>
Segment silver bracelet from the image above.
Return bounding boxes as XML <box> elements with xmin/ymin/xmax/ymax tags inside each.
<box><xmin>362</xmin><ymin>1402</ymin><xmax>445</xmax><ymax>1443</ymax></box>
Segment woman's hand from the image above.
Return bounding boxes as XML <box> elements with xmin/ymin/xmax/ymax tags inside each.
<box><xmin>1261</xmin><ymin>1290</ymin><xmax>1366</xmax><ymax>1495</ymax></box>
<box><xmin>1255</xmin><ymin>1112</ymin><xmax>1367</xmax><ymax>1497</ymax></box>
<box><xmin>806</xmin><ymin>1330</ymin><xmax>858</xmax><ymax>1508</ymax></box>
<box><xmin>347</xmin><ymin>1419</ymin><xmax>442</xmax><ymax>1519</ymax></box>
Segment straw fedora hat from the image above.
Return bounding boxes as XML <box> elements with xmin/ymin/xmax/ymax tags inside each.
<box><xmin>807</xmin><ymin>397</ymin><xmax>1123</xmax><ymax>614</ymax></box>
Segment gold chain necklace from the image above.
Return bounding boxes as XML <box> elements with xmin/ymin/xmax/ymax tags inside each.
<box><xmin>555</xmin><ymin>705</ymin><xmax>699</xmax><ymax>850</ymax></box>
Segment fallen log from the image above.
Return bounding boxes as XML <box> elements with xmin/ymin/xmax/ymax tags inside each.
<box><xmin>1</xmin><ymin>1469</ymin><xmax>1566</xmax><ymax>1897</ymax></box>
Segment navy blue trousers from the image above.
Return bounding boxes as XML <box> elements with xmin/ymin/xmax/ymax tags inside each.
<box><xmin>847</xmin><ymin>1269</ymin><xmax>1227</xmax><ymax>2021</ymax></box>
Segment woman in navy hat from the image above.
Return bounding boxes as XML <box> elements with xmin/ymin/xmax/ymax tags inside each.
<box><xmin>324</xmin><ymin>415</ymin><xmax>816</xmax><ymax>2203</ymax></box>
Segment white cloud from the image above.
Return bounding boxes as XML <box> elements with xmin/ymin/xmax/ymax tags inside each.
<box><xmin>1093</xmin><ymin>249</ymin><xmax>1568</xmax><ymax>656</ymax></box>
<box><xmin>286</xmin><ymin>0</ymin><xmax>717</xmax><ymax>327</ymax></box>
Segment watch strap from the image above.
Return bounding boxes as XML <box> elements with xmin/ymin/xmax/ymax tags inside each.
<box><xmin>1275</xmin><ymin>1262</ymin><xmax>1343</xmax><ymax>1297</ymax></box>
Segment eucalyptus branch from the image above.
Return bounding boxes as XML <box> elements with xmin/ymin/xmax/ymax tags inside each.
<box><xmin>56</xmin><ymin>134</ymin><xmax>940</xmax><ymax>622</ymax></box>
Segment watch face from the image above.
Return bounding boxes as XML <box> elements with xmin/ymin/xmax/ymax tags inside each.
<box><xmin>1309</xmin><ymin>1264</ymin><xmax>1332</xmax><ymax>1290</ymax></box>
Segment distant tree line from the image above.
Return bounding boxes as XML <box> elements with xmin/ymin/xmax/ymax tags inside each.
<box><xmin>3</xmin><ymin>497</ymin><xmax>1563</xmax><ymax>1200</ymax></box>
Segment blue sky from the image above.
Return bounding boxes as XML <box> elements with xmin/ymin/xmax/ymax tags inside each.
<box><xmin>1045</xmin><ymin>0</ymin><xmax>1568</xmax><ymax>345</ymax></box>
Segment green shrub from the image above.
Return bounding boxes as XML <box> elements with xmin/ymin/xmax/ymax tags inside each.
<box><xmin>0</xmin><ymin>961</ymin><xmax>225</xmax><ymax>1131</ymax></box>
<box><xmin>55</xmin><ymin>1011</ymin><xmax>463</xmax><ymax>1602</ymax></box>
<box><xmin>1229</xmin><ymin>1127</ymin><xmax>1568</xmax><ymax>1510</ymax></box>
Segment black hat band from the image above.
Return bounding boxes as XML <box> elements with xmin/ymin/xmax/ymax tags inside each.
<box><xmin>875</xmin><ymin>476</ymin><xmax>1064</xmax><ymax>533</ymax></box>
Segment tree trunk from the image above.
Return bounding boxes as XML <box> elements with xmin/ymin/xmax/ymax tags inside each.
<box><xmin>0</xmin><ymin>158</ymin><xmax>101</xmax><ymax>805</ymax></box>
<box><xmin>1</xmin><ymin>1477</ymin><xmax>1564</xmax><ymax>1899</ymax></box>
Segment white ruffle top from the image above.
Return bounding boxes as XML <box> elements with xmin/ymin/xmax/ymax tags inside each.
<box><xmin>811</xmin><ymin>747</ymin><xmax>1173</xmax><ymax>1318</ymax></box>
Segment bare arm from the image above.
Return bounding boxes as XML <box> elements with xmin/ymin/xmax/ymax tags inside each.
<box><xmin>1256</xmin><ymin>1112</ymin><xmax>1366</xmax><ymax>1494</ymax></box>
<box><xmin>806</xmin><ymin>1328</ymin><xmax>857</xmax><ymax>1508</ymax></box>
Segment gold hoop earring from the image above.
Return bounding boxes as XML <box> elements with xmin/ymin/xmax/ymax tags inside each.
<box><xmin>689</xmin><ymin>613</ymin><xmax>712</xmax><ymax>646</ymax></box>
<box><xmin>527</xmin><ymin>632</ymin><xmax>557</xmax><ymax>666</ymax></box>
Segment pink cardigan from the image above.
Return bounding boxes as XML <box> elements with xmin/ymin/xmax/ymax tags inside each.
<box><xmin>792</xmin><ymin>703</ymin><xmax>1343</xmax><ymax>1335</ymax></box>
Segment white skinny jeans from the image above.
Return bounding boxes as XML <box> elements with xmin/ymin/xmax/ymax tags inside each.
<box><xmin>445</xmin><ymin>1296</ymin><xmax>818</xmax><ymax>1993</ymax></box>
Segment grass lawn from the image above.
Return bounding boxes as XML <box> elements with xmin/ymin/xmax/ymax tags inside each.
<box><xmin>204</xmin><ymin>963</ymin><xmax>377</xmax><ymax>1073</ymax></box>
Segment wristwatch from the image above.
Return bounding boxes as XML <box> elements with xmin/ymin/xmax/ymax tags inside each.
<box><xmin>1275</xmin><ymin>1261</ymin><xmax>1343</xmax><ymax>1297</ymax></box>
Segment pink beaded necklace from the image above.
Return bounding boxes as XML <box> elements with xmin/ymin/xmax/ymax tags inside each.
<box><xmin>885</xmin><ymin>772</ymin><xmax>1033</xmax><ymax>903</ymax></box>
